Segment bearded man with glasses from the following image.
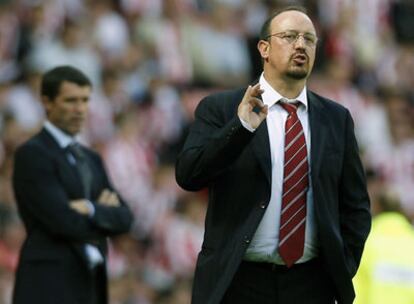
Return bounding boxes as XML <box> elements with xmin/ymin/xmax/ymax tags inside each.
<box><xmin>176</xmin><ymin>5</ymin><xmax>371</xmax><ymax>304</ymax></box>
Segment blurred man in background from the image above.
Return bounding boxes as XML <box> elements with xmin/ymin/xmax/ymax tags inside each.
<box><xmin>12</xmin><ymin>65</ymin><xmax>133</xmax><ymax>304</ymax></box>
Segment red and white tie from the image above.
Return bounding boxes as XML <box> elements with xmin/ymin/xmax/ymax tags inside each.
<box><xmin>278</xmin><ymin>100</ymin><xmax>309</xmax><ymax>267</ymax></box>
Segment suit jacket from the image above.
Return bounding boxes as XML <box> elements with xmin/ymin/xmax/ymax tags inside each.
<box><xmin>12</xmin><ymin>128</ymin><xmax>133</xmax><ymax>304</ymax></box>
<box><xmin>175</xmin><ymin>88</ymin><xmax>371</xmax><ymax>304</ymax></box>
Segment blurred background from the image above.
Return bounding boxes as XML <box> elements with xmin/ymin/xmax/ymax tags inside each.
<box><xmin>0</xmin><ymin>0</ymin><xmax>413</xmax><ymax>303</ymax></box>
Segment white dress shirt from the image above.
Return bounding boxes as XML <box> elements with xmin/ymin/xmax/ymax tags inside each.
<box><xmin>44</xmin><ymin>121</ymin><xmax>104</xmax><ymax>267</ymax></box>
<box><xmin>243</xmin><ymin>73</ymin><xmax>319</xmax><ymax>264</ymax></box>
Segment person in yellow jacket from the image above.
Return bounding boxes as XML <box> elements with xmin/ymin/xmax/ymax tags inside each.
<box><xmin>353</xmin><ymin>190</ymin><xmax>414</xmax><ymax>304</ymax></box>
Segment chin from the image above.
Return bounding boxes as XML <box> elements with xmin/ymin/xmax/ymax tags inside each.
<box><xmin>287</xmin><ymin>72</ymin><xmax>308</xmax><ymax>80</ymax></box>
<box><xmin>286</xmin><ymin>68</ymin><xmax>309</xmax><ymax>80</ymax></box>
<box><xmin>66</xmin><ymin>128</ymin><xmax>80</xmax><ymax>136</ymax></box>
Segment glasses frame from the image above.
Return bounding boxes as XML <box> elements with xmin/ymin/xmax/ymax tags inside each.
<box><xmin>266</xmin><ymin>31</ymin><xmax>318</xmax><ymax>47</ymax></box>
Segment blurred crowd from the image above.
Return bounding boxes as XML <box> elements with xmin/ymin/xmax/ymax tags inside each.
<box><xmin>0</xmin><ymin>0</ymin><xmax>413</xmax><ymax>303</ymax></box>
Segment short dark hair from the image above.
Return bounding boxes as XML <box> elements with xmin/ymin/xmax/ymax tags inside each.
<box><xmin>41</xmin><ymin>65</ymin><xmax>92</xmax><ymax>100</ymax></box>
<box><xmin>259</xmin><ymin>5</ymin><xmax>309</xmax><ymax>41</ymax></box>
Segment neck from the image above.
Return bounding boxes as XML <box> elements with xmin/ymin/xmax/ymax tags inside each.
<box><xmin>263</xmin><ymin>71</ymin><xmax>306</xmax><ymax>99</ymax></box>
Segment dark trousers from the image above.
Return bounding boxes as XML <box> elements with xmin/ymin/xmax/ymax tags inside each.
<box><xmin>90</xmin><ymin>264</ymin><xmax>106</xmax><ymax>304</ymax></box>
<box><xmin>221</xmin><ymin>259</ymin><xmax>336</xmax><ymax>304</ymax></box>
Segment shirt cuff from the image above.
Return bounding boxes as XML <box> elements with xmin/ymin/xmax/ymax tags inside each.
<box><xmin>85</xmin><ymin>200</ymin><xmax>95</xmax><ymax>217</ymax></box>
<box><xmin>239</xmin><ymin>117</ymin><xmax>256</xmax><ymax>132</ymax></box>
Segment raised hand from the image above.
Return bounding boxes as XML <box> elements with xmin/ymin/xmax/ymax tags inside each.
<box><xmin>237</xmin><ymin>83</ymin><xmax>268</xmax><ymax>130</ymax></box>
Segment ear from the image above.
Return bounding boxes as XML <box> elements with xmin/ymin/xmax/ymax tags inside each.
<box><xmin>257</xmin><ymin>40</ymin><xmax>270</xmax><ymax>61</ymax></box>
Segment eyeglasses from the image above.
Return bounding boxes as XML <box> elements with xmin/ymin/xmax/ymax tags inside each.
<box><xmin>266</xmin><ymin>31</ymin><xmax>318</xmax><ymax>47</ymax></box>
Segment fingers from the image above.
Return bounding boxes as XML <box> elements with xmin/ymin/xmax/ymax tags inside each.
<box><xmin>250</xmin><ymin>83</ymin><xmax>264</xmax><ymax>97</ymax></box>
<box><xmin>69</xmin><ymin>200</ymin><xmax>90</xmax><ymax>215</ymax></box>
<box><xmin>248</xmin><ymin>97</ymin><xmax>265</xmax><ymax>108</ymax></box>
<box><xmin>238</xmin><ymin>83</ymin><xmax>267</xmax><ymax>130</ymax></box>
<box><xmin>106</xmin><ymin>192</ymin><xmax>120</xmax><ymax>206</ymax></box>
<box><xmin>242</xmin><ymin>83</ymin><xmax>264</xmax><ymax>104</ymax></box>
<box><xmin>246</xmin><ymin>97</ymin><xmax>268</xmax><ymax>118</ymax></box>
<box><xmin>69</xmin><ymin>199</ymin><xmax>85</xmax><ymax>208</ymax></box>
<box><xmin>258</xmin><ymin>104</ymin><xmax>269</xmax><ymax>119</ymax></box>
<box><xmin>98</xmin><ymin>189</ymin><xmax>111</xmax><ymax>202</ymax></box>
<box><xmin>98</xmin><ymin>189</ymin><xmax>120</xmax><ymax>207</ymax></box>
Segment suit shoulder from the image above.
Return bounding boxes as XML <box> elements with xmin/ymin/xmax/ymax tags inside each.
<box><xmin>13</xmin><ymin>134</ymin><xmax>54</xmax><ymax>177</ymax></box>
<box><xmin>309</xmin><ymin>91</ymin><xmax>350</xmax><ymax>115</ymax></box>
<box><xmin>195</xmin><ymin>87</ymin><xmax>246</xmax><ymax>116</ymax></box>
<box><xmin>193</xmin><ymin>87</ymin><xmax>246</xmax><ymax>124</ymax></box>
<box><xmin>15</xmin><ymin>133</ymin><xmax>48</xmax><ymax>157</ymax></box>
<box><xmin>207</xmin><ymin>87</ymin><xmax>246</xmax><ymax>101</ymax></box>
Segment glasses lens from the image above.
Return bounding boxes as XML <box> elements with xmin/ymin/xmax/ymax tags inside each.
<box><xmin>268</xmin><ymin>32</ymin><xmax>317</xmax><ymax>47</ymax></box>
<box><xmin>283</xmin><ymin>33</ymin><xmax>298</xmax><ymax>44</ymax></box>
<box><xmin>303</xmin><ymin>34</ymin><xmax>317</xmax><ymax>46</ymax></box>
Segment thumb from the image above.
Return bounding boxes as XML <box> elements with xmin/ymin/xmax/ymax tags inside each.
<box><xmin>258</xmin><ymin>105</ymin><xmax>268</xmax><ymax>119</ymax></box>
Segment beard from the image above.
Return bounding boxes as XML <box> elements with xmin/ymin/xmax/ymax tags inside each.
<box><xmin>286</xmin><ymin>66</ymin><xmax>309</xmax><ymax>80</ymax></box>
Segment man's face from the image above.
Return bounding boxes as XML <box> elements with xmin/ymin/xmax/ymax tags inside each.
<box><xmin>260</xmin><ymin>11</ymin><xmax>317</xmax><ymax>81</ymax></box>
<box><xmin>44</xmin><ymin>81</ymin><xmax>91</xmax><ymax>136</ymax></box>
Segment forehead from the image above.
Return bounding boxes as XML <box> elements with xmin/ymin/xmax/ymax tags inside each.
<box><xmin>270</xmin><ymin>11</ymin><xmax>316</xmax><ymax>33</ymax></box>
<box><xmin>58</xmin><ymin>81</ymin><xmax>91</xmax><ymax>96</ymax></box>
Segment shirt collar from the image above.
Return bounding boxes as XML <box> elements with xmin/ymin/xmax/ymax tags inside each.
<box><xmin>44</xmin><ymin>121</ymin><xmax>77</xmax><ymax>149</ymax></box>
<box><xmin>259</xmin><ymin>72</ymin><xmax>308</xmax><ymax>110</ymax></box>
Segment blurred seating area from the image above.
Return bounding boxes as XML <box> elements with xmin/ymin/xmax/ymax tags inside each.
<box><xmin>0</xmin><ymin>0</ymin><xmax>413</xmax><ymax>303</ymax></box>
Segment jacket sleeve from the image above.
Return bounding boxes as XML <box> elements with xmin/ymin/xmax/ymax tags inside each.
<box><xmin>13</xmin><ymin>144</ymin><xmax>107</xmax><ymax>242</ymax></box>
<box><xmin>339</xmin><ymin>110</ymin><xmax>372</xmax><ymax>277</ymax></box>
<box><xmin>90</xmin><ymin>155</ymin><xmax>134</xmax><ymax>235</ymax></box>
<box><xmin>175</xmin><ymin>94</ymin><xmax>255</xmax><ymax>191</ymax></box>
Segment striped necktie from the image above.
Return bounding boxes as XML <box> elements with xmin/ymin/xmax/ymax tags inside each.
<box><xmin>278</xmin><ymin>100</ymin><xmax>309</xmax><ymax>267</ymax></box>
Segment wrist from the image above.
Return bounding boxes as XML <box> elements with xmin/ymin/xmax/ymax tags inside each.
<box><xmin>85</xmin><ymin>200</ymin><xmax>95</xmax><ymax>217</ymax></box>
<box><xmin>239</xmin><ymin>117</ymin><xmax>256</xmax><ymax>132</ymax></box>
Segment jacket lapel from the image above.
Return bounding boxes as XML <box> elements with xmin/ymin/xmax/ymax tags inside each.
<box><xmin>251</xmin><ymin>120</ymin><xmax>272</xmax><ymax>186</ymax></box>
<box><xmin>39</xmin><ymin>128</ymin><xmax>85</xmax><ymax>196</ymax></box>
<box><xmin>229</xmin><ymin>86</ymin><xmax>271</xmax><ymax>187</ymax></box>
<box><xmin>308</xmin><ymin>92</ymin><xmax>329</xmax><ymax>180</ymax></box>
<box><xmin>249</xmin><ymin>90</ymin><xmax>329</xmax><ymax>188</ymax></box>
<box><xmin>241</xmin><ymin>82</ymin><xmax>271</xmax><ymax>186</ymax></box>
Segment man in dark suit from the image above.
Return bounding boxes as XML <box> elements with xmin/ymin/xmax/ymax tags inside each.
<box><xmin>176</xmin><ymin>6</ymin><xmax>371</xmax><ymax>304</ymax></box>
<box><xmin>12</xmin><ymin>65</ymin><xmax>133</xmax><ymax>304</ymax></box>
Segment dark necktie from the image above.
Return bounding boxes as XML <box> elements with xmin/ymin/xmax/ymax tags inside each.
<box><xmin>66</xmin><ymin>143</ymin><xmax>93</xmax><ymax>199</ymax></box>
<box><xmin>278</xmin><ymin>100</ymin><xmax>309</xmax><ymax>267</ymax></box>
<box><xmin>66</xmin><ymin>143</ymin><xmax>103</xmax><ymax>270</ymax></box>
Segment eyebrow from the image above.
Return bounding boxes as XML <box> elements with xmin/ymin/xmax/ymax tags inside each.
<box><xmin>279</xmin><ymin>29</ymin><xmax>317</xmax><ymax>35</ymax></box>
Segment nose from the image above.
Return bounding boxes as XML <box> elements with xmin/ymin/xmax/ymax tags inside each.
<box><xmin>293</xmin><ymin>35</ymin><xmax>306</xmax><ymax>48</ymax></box>
<box><xmin>74</xmin><ymin>100</ymin><xmax>87</xmax><ymax>114</ymax></box>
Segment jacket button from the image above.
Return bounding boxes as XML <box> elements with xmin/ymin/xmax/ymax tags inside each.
<box><xmin>244</xmin><ymin>237</ymin><xmax>250</xmax><ymax>244</ymax></box>
<box><xmin>259</xmin><ymin>202</ymin><xmax>266</xmax><ymax>209</ymax></box>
